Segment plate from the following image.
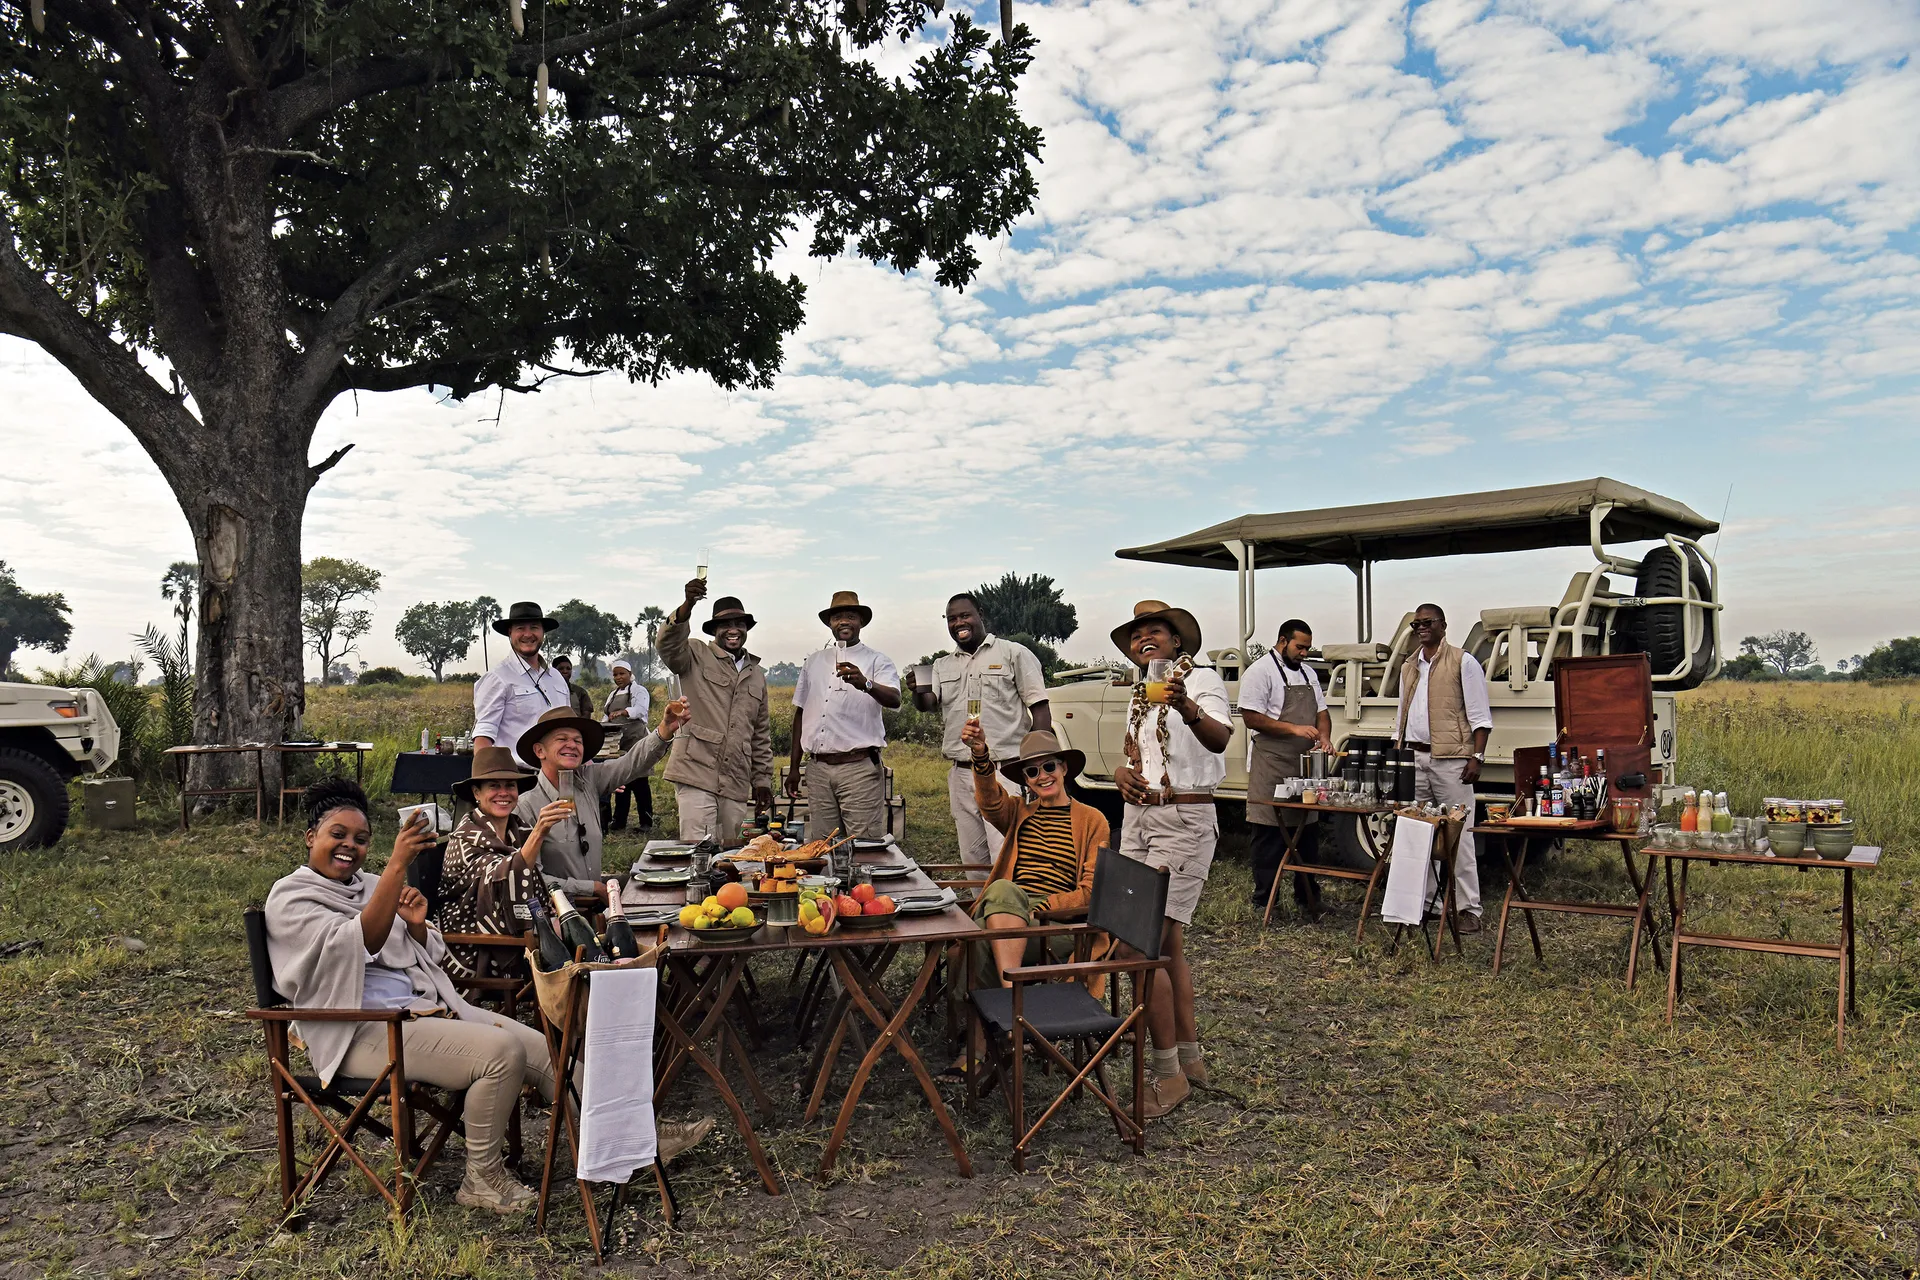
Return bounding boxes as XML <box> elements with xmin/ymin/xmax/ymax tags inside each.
<box><xmin>645</xmin><ymin>846</ymin><xmax>695</xmax><ymax>861</ymax></box>
<box><xmin>893</xmin><ymin>890</ymin><xmax>956</xmax><ymax>916</ymax></box>
<box><xmin>866</xmin><ymin>861</ymin><xmax>918</xmax><ymax>880</ymax></box>
<box><xmin>641</xmin><ymin>869</ymin><xmax>691</xmax><ymax>885</ymax></box>
<box><xmin>852</xmin><ymin>837</ymin><xmax>894</xmax><ymax>852</ymax></box>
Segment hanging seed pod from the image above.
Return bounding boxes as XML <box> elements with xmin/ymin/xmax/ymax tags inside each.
<box><xmin>540</xmin><ymin>242</ymin><xmax>552</xmax><ymax>274</ymax></box>
<box><xmin>536</xmin><ymin>61</ymin><xmax>549</xmax><ymax>116</ymax></box>
<box><xmin>780</xmin><ymin>101</ymin><xmax>790</xmax><ymax>130</ymax></box>
<box><xmin>929</xmin><ymin>0</ymin><xmax>943</xmax><ymax>12</ymax></box>
<box><xmin>30</xmin><ymin>0</ymin><xmax>45</xmax><ymax>33</ymax></box>
<box><xmin>855</xmin><ymin>0</ymin><xmax>866</xmax><ymax>16</ymax></box>
<box><xmin>999</xmin><ymin>0</ymin><xmax>1012</xmax><ymax>37</ymax></box>
<box><xmin>508</xmin><ymin>0</ymin><xmax>524</xmax><ymax>36</ymax></box>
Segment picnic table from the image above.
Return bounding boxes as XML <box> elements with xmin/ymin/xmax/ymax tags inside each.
<box><xmin>622</xmin><ymin>839</ymin><xmax>980</xmax><ymax>1192</ymax></box>
<box><xmin>163</xmin><ymin>743</ymin><xmax>265</xmax><ymax>829</ymax></box>
<box><xmin>1249</xmin><ymin>798</ymin><xmax>1395</xmax><ymax>938</ymax></box>
<box><xmin>1641</xmin><ymin>841</ymin><xmax>1881</xmax><ymax>1050</ymax></box>
<box><xmin>272</xmin><ymin>741</ymin><xmax>374</xmax><ymax>823</ymax></box>
<box><xmin>1477</xmin><ymin>820</ymin><xmax>1664</xmax><ymax>984</ymax></box>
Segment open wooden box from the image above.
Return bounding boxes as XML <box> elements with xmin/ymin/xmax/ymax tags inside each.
<box><xmin>1512</xmin><ymin>652</ymin><xmax>1655</xmax><ymax>806</ymax></box>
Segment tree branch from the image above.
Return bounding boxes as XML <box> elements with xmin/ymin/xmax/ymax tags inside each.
<box><xmin>306</xmin><ymin>443</ymin><xmax>354</xmax><ymax>489</ymax></box>
<box><xmin>269</xmin><ymin>0</ymin><xmax>715</xmax><ymax>141</ymax></box>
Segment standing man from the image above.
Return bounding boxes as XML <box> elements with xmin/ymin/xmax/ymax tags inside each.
<box><xmin>515</xmin><ymin>701</ymin><xmax>690</xmax><ymax>898</ymax></box>
<box><xmin>472</xmin><ymin>601</ymin><xmax>572</xmax><ymax>766</ymax></box>
<box><xmin>787</xmin><ymin>592</ymin><xmax>900</xmax><ymax>841</ymax></box>
<box><xmin>659</xmin><ymin>579</ymin><xmax>774</xmax><ymax>843</ymax></box>
<box><xmin>552</xmin><ymin>655</ymin><xmax>596</xmax><ymax>719</ymax></box>
<box><xmin>1239</xmin><ymin>619</ymin><xmax>1333</xmax><ymax>916</ymax></box>
<box><xmin>907</xmin><ymin>593</ymin><xmax>1051</xmax><ymax>879</ymax></box>
<box><xmin>1109</xmin><ymin>600</ymin><xmax>1231</xmax><ymax>1118</ymax></box>
<box><xmin>1392</xmin><ymin>603</ymin><xmax>1493</xmax><ymax>933</ymax></box>
<box><xmin>601</xmin><ymin>658</ymin><xmax>654</xmax><ymax>832</ymax></box>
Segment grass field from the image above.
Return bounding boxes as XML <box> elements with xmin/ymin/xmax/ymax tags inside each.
<box><xmin>2</xmin><ymin>682</ymin><xmax>1916</xmax><ymax>1278</ymax></box>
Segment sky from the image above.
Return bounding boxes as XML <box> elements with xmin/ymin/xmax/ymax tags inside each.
<box><xmin>5</xmin><ymin>0</ymin><xmax>1920</xmax><ymax>680</ymax></box>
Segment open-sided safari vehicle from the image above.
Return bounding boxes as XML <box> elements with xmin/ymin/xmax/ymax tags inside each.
<box><xmin>1049</xmin><ymin>478</ymin><xmax>1721</xmax><ymax>862</ymax></box>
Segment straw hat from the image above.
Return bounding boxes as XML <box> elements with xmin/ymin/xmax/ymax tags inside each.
<box><xmin>999</xmin><ymin>729</ymin><xmax>1086</xmax><ymax>789</ymax></box>
<box><xmin>493</xmin><ymin>600</ymin><xmax>559</xmax><ymax>636</ymax></box>
<box><xmin>455</xmin><ymin>745</ymin><xmax>536</xmax><ymax>802</ymax></box>
<box><xmin>818</xmin><ymin>590</ymin><xmax>873</xmax><ymax>626</ymax></box>
<box><xmin>515</xmin><ymin>705</ymin><xmax>606</xmax><ymax>765</ymax></box>
<box><xmin>703</xmin><ymin>596</ymin><xmax>758</xmax><ymax>635</ymax></box>
<box><xmin>1110</xmin><ymin>599</ymin><xmax>1203</xmax><ymax>660</ymax></box>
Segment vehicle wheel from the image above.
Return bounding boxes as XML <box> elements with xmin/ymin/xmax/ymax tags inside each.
<box><xmin>1613</xmin><ymin>544</ymin><xmax>1715</xmax><ymax>689</ymax></box>
<box><xmin>0</xmin><ymin>748</ymin><xmax>70</xmax><ymax>852</ymax></box>
<box><xmin>1325</xmin><ymin>809</ymin><xmax>1393</xmax><ymax>870</ymax></box>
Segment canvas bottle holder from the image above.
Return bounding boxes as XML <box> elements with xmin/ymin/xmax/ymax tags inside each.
<box><xmin>529</xmin><ymin>943</ymin><xmax>666</xmax><ymax>1031</ymax></box>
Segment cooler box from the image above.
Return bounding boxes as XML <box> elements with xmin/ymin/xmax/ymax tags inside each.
<box><xmin>82</xmin><ymin>777</ymin><xmax>138</xmax><ymax>830</ymax></box>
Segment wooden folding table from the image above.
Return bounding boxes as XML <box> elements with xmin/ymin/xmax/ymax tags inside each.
<box><xmin>272</xmin><ymin>741</ymin><xmax>373</xmax><ymax>822</ymax></box>
<box><xmin>1249</xmin><ymin>798</ymin><xmax>1395</xmax><ymax>941</ymax></box>
<box><xmin>163</xmin><ymin>743</ymin><xmax>265</xmax><ymax>829</ymax></box>
<box><xmin>1642</xmin><ymin>843</ymin><xmax>1879</xmax><ymax>1050</ymax></box>
<box><xmin>1479</xmin><ymin>820</ymin><xmax>1664</xmax><ymax>984</ymax></box>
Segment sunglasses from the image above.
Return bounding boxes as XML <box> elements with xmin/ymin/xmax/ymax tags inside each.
<box><xmin>1022</xmin><ymin>759</ymin><xmax>1063</xmax><ymax>780</ymax></box>
<box><xmin>1411</xmin><ymin>618</ymin><xmax>1441</xmax><ymax>629</ymax></box>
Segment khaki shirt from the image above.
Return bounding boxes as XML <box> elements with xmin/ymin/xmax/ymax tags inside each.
<box><xmin>513</xmin><ymin>730</ymin><xmax>671</xmax><ymax>892</ymax></box>
<box><xmin>658</xmin><ymin>611</ymin><xmax>773</xmax><ymax>801</ymax></box>
<box><xmin>929</xmin><ymin>635</ymin><xmax>1047</xmax><ymax>762</ymax></box>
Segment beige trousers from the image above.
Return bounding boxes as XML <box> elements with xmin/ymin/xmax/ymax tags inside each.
<box><xmin>948</xmin><ymin>763</ymin><xmax>1017</xmax><ymax>879</ymax></box>
<box><xmin>675</xmin><ymin>783</ymin><xmax>754</xmax><ymax>844</ymax></box>
<box><xmin>340</xmin><ymin>1010</ymin><xmax>553</xmax><ymax>1171</ymax></box>
<box><xmin>806</xmin><ymin>755</ymin><xmax>887</xmax><ymax>840</ymax></box>
<box><xmin>1413</xmin><ymin>750</ymin><xmax>1482</xmax><ymax>915</ymax></box>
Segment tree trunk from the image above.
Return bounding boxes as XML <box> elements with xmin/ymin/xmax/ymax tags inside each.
<box><xmin>179</xmin><ymin>428</ymin><xmax>312</xmax><ymax>800</ymax></box>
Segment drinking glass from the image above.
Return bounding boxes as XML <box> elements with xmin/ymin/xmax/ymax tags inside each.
<box><xmin>557</xmin><ymin>768</ymin><xmax>576</xmax><ymax>817</ymax></box>
<box><xmin>1144</xmin><ymin>659</ymin><xmax>1171</xmax><ymax>705</ymax></box>
<box><xmin>765</xmin><ymin>892</ymin><xmax>799</xmax><ymax>928</ymax></box>
<box><xmin>914</xmin><ymin>663</ymin><xmax>934</xmax><ymax>693</ymax></box>
<box><xmin>696</xmin><ymin>548</ymin><xmax>709</xmax><ymax>581</ymax></box>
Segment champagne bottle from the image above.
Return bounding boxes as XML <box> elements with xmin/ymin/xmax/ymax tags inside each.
<box><xmin>524</xmin><ymin>887</ymin><xmax>575</xmax><ymax>973</ymax></box>
<box><xmin>549</xmin><ymin>888</ymin><xmax>610</xmax><ymax>963</ymax></box>
<box><xmin>602</xmin><ymin>879</ymin><xmax>641</xmax><ymax>961</ymax></box>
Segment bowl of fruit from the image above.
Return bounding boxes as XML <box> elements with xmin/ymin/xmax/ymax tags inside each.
<box><xmin>832</xmin><ymin>883</ymin><xmax>899</xmax><ymax>931</ymax></box>
<box><xmin>796</xmin><ymin>885</ymin><xmax>841</xmax><ymax>937</ymax></box>
<box><xmin>678</xmin><ymin>882</ymin><xmax>764</xmax><ymax>943</ymax></box>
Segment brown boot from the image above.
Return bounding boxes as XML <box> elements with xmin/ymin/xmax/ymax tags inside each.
<box><xmin>1139</xmin><ymin>1072</ymin><xmax>1191</xmax><ymax>1120</ymax></box>
<box><xmin>1181</xmin><ymin>1055</ymin><xmax>1209</xmax><ymax>1084</ymax></box>
<box><xmin>1455</xmin><ymin>912</ymin><xmax>1483</xmax><ymax>935</ymax></box>
<box><xmin>657</xmin><ymin>1116</ymin><xmax>716</xmax><ymax>1166</ymax></box>
<box><xmin>456</xmin><ymin>1161</ymin><xmax>537</xmax><ymax>1214</ymax></box>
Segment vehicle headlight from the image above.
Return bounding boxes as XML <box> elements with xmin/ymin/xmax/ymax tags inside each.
<box><xmin>48</xmin><ymin>700</ymin><xmax>80</xmax><ymax>718</ymax></box>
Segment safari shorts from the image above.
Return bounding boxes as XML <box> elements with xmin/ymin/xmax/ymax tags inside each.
<box><xmin>1117</xmin><ymin>801</ymin><xmax>1218</xmax><ymax>925</ymax></box>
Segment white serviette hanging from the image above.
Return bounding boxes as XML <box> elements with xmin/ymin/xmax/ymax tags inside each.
<box><xmin>1381</xmin><ymin>814</ymin><xmax>1438</xmax><ymax>926</ymax></box>
<box><xmin>577</xmin><ymin>966</ymin><xmax>658</xmax><ymax>1184</ymax></box>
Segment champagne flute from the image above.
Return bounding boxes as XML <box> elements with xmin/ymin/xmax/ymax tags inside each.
<box><xmin>965</xmin><ymin>674</ymin><xmax>981</xmax><ymax>722</ymax></box>
<box><xmin>696</xmin><ymin>548</ymin><xmax>709</xmax><ymax>581</ymax></box>
<box><xmin>557</xmin><ymin>768</ymin><xmax>576</xmax><ymax>817</ymax></box>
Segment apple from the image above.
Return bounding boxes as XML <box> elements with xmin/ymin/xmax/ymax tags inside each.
<box><xmin>852</xmin><ymin>883</ymin><xmax>876</xmax><ymax>905</ymax></box>
<box><xmin>835</xmin><ymin>893</ymin><xmax>863</xmax><ymax>918</ymax></box>
<box><xmin>863</xmin><ymin>897</ymin><xmax>894</xmax><ymax>916</ymax></box>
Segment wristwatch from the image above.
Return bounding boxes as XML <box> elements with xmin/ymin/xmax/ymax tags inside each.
<box><xmin>1471</xmin><ymin>752</ymin><xmax>1486</xmax><ymax>761</ymax></box>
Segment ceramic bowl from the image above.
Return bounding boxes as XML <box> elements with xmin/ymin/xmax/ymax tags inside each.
<box><xmin>1809</xmin><ymin>823</ymin><xmax>1856</xmax><ymax>860</ymax></box>
<box><xmin>1765</xmin><ymin>821</ymin><xmax>1808</xmax><ymax>857</ymax></box>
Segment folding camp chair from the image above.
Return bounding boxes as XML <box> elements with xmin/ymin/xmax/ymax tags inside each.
<box><xmin>966</xmin><ymin>851</ymin><xmax>1172</xmax><ymax>1171</ymax></box>
<box><xmin>408</xmin><ymin>842</ymin><xmax>537</xmax><ymax>1020</ymax></box>
<box><xmin>242</xmin><ymin>907</ymin><xmax>472</xmax><ymax>1217</ymax></box>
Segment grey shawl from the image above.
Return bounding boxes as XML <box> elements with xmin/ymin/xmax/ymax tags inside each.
<box><xmin>264</xmin><ymin>865</ymin><xmax>478</xmax><ymax>1086</ymax></box>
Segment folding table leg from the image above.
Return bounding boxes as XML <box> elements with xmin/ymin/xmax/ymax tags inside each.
<box><xmin>652</xmin><ymin>997</ymin><xmax>782</xmax><ymax>1195</ymax></box>
<box><xmin>1262</xmin><ymin>819</ymin><xmax>1306</xmax><ymax>927</ymax></box>
<box><xmin>1664</xmin><ymin>859</ymin><xmax>1689</xmax><ymax>1025</ymax></box>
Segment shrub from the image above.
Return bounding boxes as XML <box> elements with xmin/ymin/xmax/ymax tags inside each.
<box><xmin>358</xmin><ymin>666</ymin><xmax>410</xmax><ymax>685</ymax></box>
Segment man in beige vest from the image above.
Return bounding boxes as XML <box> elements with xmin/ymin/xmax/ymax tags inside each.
<box><xmin>1392</xmin><ymin>603</ymin><xmax>1493</xmax><ymax>930</ymax></box>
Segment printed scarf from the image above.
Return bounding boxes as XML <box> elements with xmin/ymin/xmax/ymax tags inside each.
<box><xmin>1124</xmin><ymin>653</ymin><xmax>1196</xmax><ymax>791</ymax></box>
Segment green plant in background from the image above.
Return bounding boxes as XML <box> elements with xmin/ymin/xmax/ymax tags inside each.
<box><xmin>38</xmin><ymin>654</ymin><xmax>156</xmax><ymax>784</ymax></box>
<box><xmin>300</xmin><ymin>557</ymin><xmax>382</xmax><ymax>684</ymax></box>
<box><xmin>0</xmin><ymin>560</ymin><xmax>73</xmax><ymax>680</ymax></box>
<box><xmin>393</xmin><ymin>601</ymin><xmax>477</xmax><ymax>681</ymax></box>
<box><xmin>136</xmin><ymin>624</ymin><xmax>194</xmax><ymax>761</ymax></box>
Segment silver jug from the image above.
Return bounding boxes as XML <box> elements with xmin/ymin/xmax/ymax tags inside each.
<box><xmin>1302</xmin><ymin>746</ymin><xmax>1334</xmax><ymax>780</ymax></box>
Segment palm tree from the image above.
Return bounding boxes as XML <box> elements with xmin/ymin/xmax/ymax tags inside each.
<box><xmin>633</xmin><ymin>605</ymin><xmax>668</xmax><ymax>682</ymax></box>
<box><xmin>160</xmin><ymin>561</ymin><xmax>198</xmax><ymax>649</ymax></box>
<box><xmin>472</xmin><ymin>596</ymin><xmax>502</xmax><ymax>669</ymax></box>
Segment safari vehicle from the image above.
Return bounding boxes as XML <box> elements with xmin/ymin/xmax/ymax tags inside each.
<box><xmin>0</xmin><ymin>681</ymin><xmax>121</xmax><ymax>851</ymax></box>
<box><xmin>1051</xmin><ymin>478</ymin><xmax>1721</xmax><ymax>861</ymax></box>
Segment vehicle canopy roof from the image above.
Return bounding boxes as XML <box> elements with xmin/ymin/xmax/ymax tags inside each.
<box><xmin>1114</xmin><ymin>477</ymin><xmax>1717</xmax><ymax>571</ymax></box>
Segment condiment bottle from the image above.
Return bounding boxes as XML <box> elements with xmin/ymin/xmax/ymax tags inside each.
<box><xmin>1712</xmin><ymin>792</ymin><xmax>1733</xmax><ymax>833</ymax></box>
<box><xmin>1679</xmin><ymin>789</ymin><xmax>1699</xmax><ymax>832</ymax></box>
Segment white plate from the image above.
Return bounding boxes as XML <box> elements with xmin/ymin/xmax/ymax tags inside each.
<box><xmin>867</xmin><ymin>860</ymin><xmax>919</xmax><ymax>880</ymax></box>
<box><xmin>894</xmin><ymin>889</ymin><xmax>957</xmax><ymax>915</ymax></box>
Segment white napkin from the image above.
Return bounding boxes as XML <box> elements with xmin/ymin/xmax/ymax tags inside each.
<box><xmin>1381</xmin><ymin>814</ymin><xmax>1438</xmax><ymax>926</ymax></box>
<box><xmin>576</xmin><ymin>966</ymin><xmax>658</xmax><ymax>1185</ymax></box>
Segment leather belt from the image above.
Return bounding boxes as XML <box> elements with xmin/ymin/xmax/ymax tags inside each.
<box><xmin>1404</xmin><ymin>742</ymin><xmax>1433</xmax><ymax>754</ymax></box>
<box><xmin>810</xmin><ymin>748</ymin><xmax>877</xmax><ymax>766</ymax></box>
<box><xmin>1136</xmin><ymin>791</ymin><xmax>1215</xmax><ymax>806</ymax></box>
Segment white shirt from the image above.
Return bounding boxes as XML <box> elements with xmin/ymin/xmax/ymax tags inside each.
<box><xmin>472</xmin><ymin>653</ymin><xmax>572</xmax><ymax>765</ymax></box>
<box><xmin>1395</xmin><ymin>648</ymin><xmax>1495</xmax><ymax>744</ymax></box>
<box><xmin>794</xmin><ymin>641</ymin><xmax>901</xmax><ymax>754</ymax></box>
<box><xmin>1131</xmin><ymin>666</ymin><xmax>1231</xmax><ymax>794</ymax></box>
<box><xmin>930</xmin><ymin>634</ymin><xmax>1048</xmax><ymax>762</ymax></box>
<box><xmin>1237</xmin><ymin>650</ymin><xmax>1328</xmax><ymax>768</ymax></box>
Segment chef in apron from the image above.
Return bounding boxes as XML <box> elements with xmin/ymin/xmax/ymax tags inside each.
<box><xmin>1239</xmin><ymin>621</ymin><xmax>1332</xmax><ymax>915</ymax></box>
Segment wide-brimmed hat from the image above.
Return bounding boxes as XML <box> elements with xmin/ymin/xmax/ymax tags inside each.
<box><xmin>703</xmin><ymin>596</ymin><xmax>758</xmax><ymax>635</ymax></box>
<box><xmin>493</xmin><ymin>600</ymin><xmax>559</xmax><ymax>636</ymax></box>
<box><xmin>999</xmin><ymin>729</ymin><xmax>1086</xmax><ymax>789</ymax></box>
<box><xmin>818</xmin><ymin>590</ymin><xmax>873</xmax><ymax>627</ymax></box>
<box><xmin>455</xmin><ymin>745</ymin><xmax>536</xmax><ymax>802</ymax></box>
<box><xmin>515</xmin><ymin>705</ymin><xmax>605</xmax><ymax>765</ymax></box>
<box><xmin>1110</xmin><ymin>599</ymin><xmax>1203</xmax><ymax>661</ymax></box>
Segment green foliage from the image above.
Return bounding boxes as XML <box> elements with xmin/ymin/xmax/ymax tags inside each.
<box><xmin>134</xmin><ymin>623</ymin><xmax>193</xmax><ymax>769</ymax></box>
<box><xmin>765</xmin><ymin>660</ymin><xmax>801</xmax><ymax>687</ymax></box>
<box><xmin>357</xmin><ymin>666</ymin><xmax>412</xmax><ymax>685</ymax></box>
<box><xmin>158</xmin><ymin>560</ymin><xmax>197</xmax><ymax>643</ymax></box>
<box><xmin>1854</xmin><ymin>637</ymin><xmax>1920</xmax><ymax>680</ymax></box>
<box><xmin>971</xmin><ymin>572</ymin><xmax>1078</xmax><ymax>644</ymax></box>
<box><xmin>470</xmin><ymin>595</ymin><xmax>502</xmax><ymax>667</ymax></box>
<box><xmin>1738</xmin><ymin>629</ymin><xmax>1817</xmax><ymax>676</ymax></box>
<box><xmin>393</xmin><ymin>600</ymin><xmax>476</xmax><ymax>680</ymax></box>
<box><xmin>0</xmin><ymin>559</ymin><xmax>73</xmax><ymax>679</ymax></box>
<box><xmin>300</xmin><ymin>557</ymin><xmax>382</xmax><ymax>682</ymax></box>
<box><xmin>1717</xmin><ymin>652</ymin><xmax>1773</xmax><ymax>681</ymax></box>
<box><xmin>544</xmin><ymin>598</ymin><xmax>628</xmax><ymax>670</ymax></box>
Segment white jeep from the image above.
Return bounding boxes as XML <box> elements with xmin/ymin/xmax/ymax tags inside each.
<box><xmin>0</xmin><ymin>682</ymin><xmax>121</xmax><ymax>851</ymax></box>
<box><xmin>1050</xmin><ymin>478</ymin><xmax>1721</xmax><ymax>863</ymax></box>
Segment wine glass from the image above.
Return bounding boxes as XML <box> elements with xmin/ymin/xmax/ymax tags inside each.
<box><xmin>696</xmin><ymin>548</ymin><xmax>709</xmax><ymax>581</ymax></box>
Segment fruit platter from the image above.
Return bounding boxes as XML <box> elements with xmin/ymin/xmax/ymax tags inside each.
<box><xmin>677</xmin><ymin>882</ymin><xmax>764</xmax><ymax>943</ymax></box>
<box><xmin>829</xmin><ymin>882</ymin><xmax>899</xmax><ymax>931</ymax></box>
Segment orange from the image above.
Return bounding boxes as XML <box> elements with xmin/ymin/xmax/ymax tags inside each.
<box><xmin>716</xmin><ymin>881</ymin><xmax>749</xmax><ymax>911</ymax></box>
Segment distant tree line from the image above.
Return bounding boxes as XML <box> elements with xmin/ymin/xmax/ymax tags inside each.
<box><xmin>1719</xmin><ymin>629</ymin><xmax>1920</xmax><ymax>682</ymax></box>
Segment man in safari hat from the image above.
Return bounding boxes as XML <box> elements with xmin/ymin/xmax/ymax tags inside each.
<box><xmin>513</xmin><ymin>700</ymin><xmax>691</xmax><ymax>899</ymax></box>
<box><xmin>1110</xmin><ymin>599</ymin><xmax>1232</xmax><ymax>1118</ymax></box>
<box><xmin>659</xmin><ymin>578</ymin><xmax>774</xmax><ymax>842</ymax></box>
<box><xmin>473</xmin><ymin>601</ymin><xmax>572</xmax><ymax>766</ymax></box>
<box><xmin>787</xmin><ymin>591</ymin><xmax>900</xmax><ymax>840</ymax></box>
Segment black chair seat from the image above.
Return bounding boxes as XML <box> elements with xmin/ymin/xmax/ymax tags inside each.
<box><xmin>972</xmin><ymin>985</ymin><xmax>1123</xmax><ymax>1040</ymax></box>
<box><xmin>297</xmin><ymin>1073</ymin><xmax>379</xmax><ymax>1097</ymax></box>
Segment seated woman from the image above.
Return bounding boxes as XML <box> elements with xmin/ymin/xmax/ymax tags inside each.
<box><xmin>952</xmin><ymin>723</ymin><xmax>1111</xmax><ymax>1075</ymax></box>
<box><xmin>265</xmin><ymin>778</ymin><xmax>553</xmax><ymax>1214</ymax></box>
<box><xmin>438</xmin><ymin>746</ymin><xmax>571</xmax><ymax>982</ymax></box>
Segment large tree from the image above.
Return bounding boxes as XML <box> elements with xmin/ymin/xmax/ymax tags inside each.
<box><xmin>0</xmin><ymin>561</ymin><xmax>72</xmax><ymax>679</ymax></box>
<box><xmin>395</xmin><ymin>600</ymin><xmax>475</xmax><ymax>681</ymax></box>
<box><xmin>300</xmin><ymin>556</ymin><xmax>380</xmax><ymax>682</ymax></box>
<box><xmin>1739</xmin><ymin>630</ymin><xmax>1817</xmax><ymax>678</ymax></box>
<box><xmin>973</xmin><ymin>572</ymin><xmax>1077</xmax><ymax>643</ymax></box>
<box><xmin>0</xmin><ymin>2</ymin><xmax>1039</xmax><ymax>759</ymax></box>
<box><xmin>545</xmin><ymin>598</ymin><xmax>627</xmax><ymax>674</ymax></box>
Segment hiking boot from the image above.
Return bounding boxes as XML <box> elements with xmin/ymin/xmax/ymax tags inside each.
<box><xmin>1181</xmin><ymin>1056</ymin><xmax>1209</xmax><ymax>1085</ymax></box>
<box><xmin>1455</xmin><ymin>913</ymin><xmax>1483</xmax><ymax>935</ymax></box>
<box><xmin>1139</xmin><ymin>1072</ymin><xmax>1191</xmax><ymax>1120</ymax></box>
<box><xmin>456</xmin><ymin>1161</ymin><xmax>537</xmax><ymax>1214</ymax></box>
<box><xmin>657</xmin><ymin>1116</ymin><xmax>716</xmax><ymax>1166</ymax></box>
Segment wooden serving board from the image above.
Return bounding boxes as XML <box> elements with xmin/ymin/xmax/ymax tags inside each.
<box><xmin>1496</xmin><ymin>815</ymin><xmax>1585</xmax><ymax>828</ymax></box>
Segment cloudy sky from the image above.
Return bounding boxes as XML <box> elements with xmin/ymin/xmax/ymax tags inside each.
<box><xmin>6</xmin><ymin>0</ymin><xmax>1919</xmax><ymax>680</ymax></box>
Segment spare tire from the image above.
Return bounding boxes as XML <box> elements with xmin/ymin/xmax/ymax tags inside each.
<box><xmin>1613</xmin><ymin>544</ymin><xmax>1715</xmax><ymax>689</ymax></box>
